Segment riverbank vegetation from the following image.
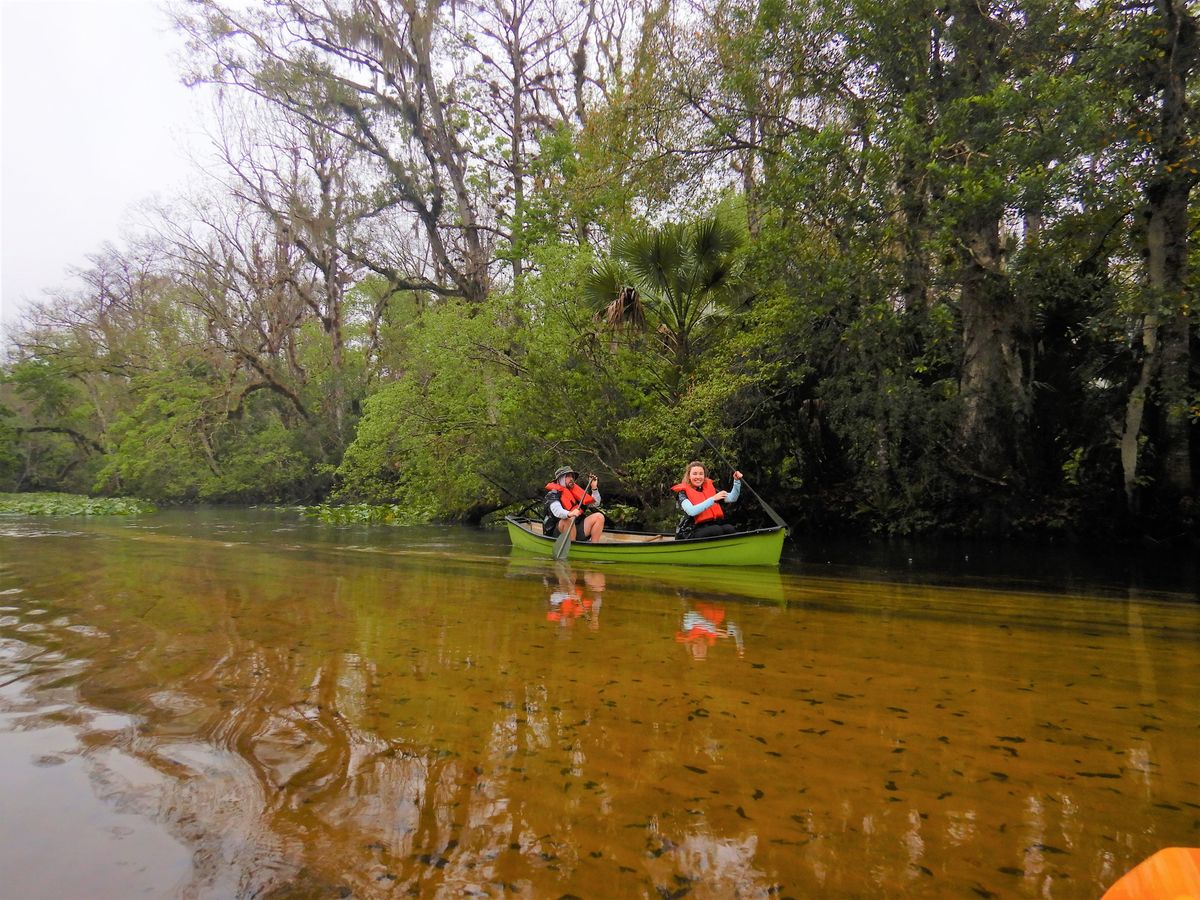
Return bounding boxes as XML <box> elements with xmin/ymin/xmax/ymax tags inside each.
<box><xmin>1</xmin><ymin>0</ymin><xmax>1196</xmax><ymax>541</ymax></box>
<box><xmin>0</xmin><ymin>493</ymin><xmax>155</xmax><ymax>516</ymax></box>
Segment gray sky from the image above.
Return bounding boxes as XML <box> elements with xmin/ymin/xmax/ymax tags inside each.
<box><xmin>1</xmin><ymin>0</ymin><xmax>207</xmax><ymax>332</ymax></box>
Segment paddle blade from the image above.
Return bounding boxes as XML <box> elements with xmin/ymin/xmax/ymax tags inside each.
<box><xmin>552</xmin><ymin>519</ymin><xmax>573</xmax><ymax>560</ymax></box>
<box><xmin>1103</xmin><ymin>847</ymin><xmax>1200</xmax><ymax>899</ymax></box>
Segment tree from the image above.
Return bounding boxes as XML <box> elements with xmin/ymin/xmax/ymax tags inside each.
<box><xmin>583</xmin><ymin>212</ymin><xmax>747</xmax><ymax>391</ymax></box>
<box><xmin>1110</xmin><ymin>0</ymin><xmax>1199</xmax><ymax>517</ymax></box>
<box><xmin>181</xmin><ymin>0</ymin><xmax>500</xmax><ymax>303</ymax></box>
<box><xmin>209</xmin><ymin>94</ymin><xmax>376</xmax><ymax>448</ymax></box>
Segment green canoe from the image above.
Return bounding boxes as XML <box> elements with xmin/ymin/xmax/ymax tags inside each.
<box><xmin>504</xmin><ymin>516</ymin><xmax>785</xmax><ymax>566</ymax></box>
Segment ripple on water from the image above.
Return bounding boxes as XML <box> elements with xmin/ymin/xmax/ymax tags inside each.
<box><xmin>65</xmin><ymin>624</ymin><xmax>107</xmax><ymax>638</ymax></box>
<box><xmin>158</xmin><ymin>741</ymin><xmax>252</xmax><ymax>779</ymax></box>
<box><xmin>148</xmin><ymin>690</ymin><xmax>207</xmax><ymax>715</ymax></box>
<box><xmin>84</xmin><ymin>711</ymin><xmax>140</xmax><ymax>732</ymax></box>
<box><xmin>0</xmin><ymin>525</ymin><xmax>84</xmax><ymax>538</ymax></box>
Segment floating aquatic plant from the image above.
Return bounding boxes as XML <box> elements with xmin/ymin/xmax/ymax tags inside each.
<box><xmin>0</xmin><ymin>492</ymin><xmax>155</xmax><ymax>516</ymax></box>
<box><xmin>295</xmin><ymin>503</ymin><xmax>425</xmax><ymax>526</ymax></box>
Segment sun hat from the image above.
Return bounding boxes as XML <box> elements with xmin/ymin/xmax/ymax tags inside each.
<box><xmin>553</xmin><ymin>465</ymin><xmax>577</xmax><ymax>481</ymax></box>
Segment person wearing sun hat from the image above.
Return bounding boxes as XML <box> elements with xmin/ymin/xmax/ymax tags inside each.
<box><xmin>543</xmin><ymin>465</ymin><xmax>605</xmax><ymax>544</ymax></box>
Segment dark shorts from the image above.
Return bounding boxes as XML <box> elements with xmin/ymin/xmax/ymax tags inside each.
<box><xmin>546</xmin><ymin>516</ymin><xmax>589</xmax><ymax>541</ymax></box>
<box><xmin>691</xmin><ymin>522</ymin><xmax>736</xmax><ymax>539</ymax></box>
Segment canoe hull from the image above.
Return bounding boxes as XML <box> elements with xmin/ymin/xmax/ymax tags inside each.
<box><xmin>504</xmin><ymin>517</ymin><xmax>785</xmax><ymax>566</ymax></box>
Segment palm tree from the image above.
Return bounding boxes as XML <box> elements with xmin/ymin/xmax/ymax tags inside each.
<box><xmin>583</xmin><ymin>214</ymin><xmax>747</xmax><ymax>387</ymax></box>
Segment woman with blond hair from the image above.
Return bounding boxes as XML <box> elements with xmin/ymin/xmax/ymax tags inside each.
<box><xmin>671</xmin><ymin>460</ymin><xmax>742</xmax><ymax>539</ymax></box>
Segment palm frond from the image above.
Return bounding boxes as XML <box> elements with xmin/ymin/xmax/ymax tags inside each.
<box><xmin>581</xmin><ymin>258</ymin><xmax>626</xmax><ymax>310</ymax></box>
<box><xmin>583</xmin><ymin>258</ymin><xmax>644</xmax><ymax>332</ymax></box>
<box><xmin>690</xmin><ymin>215</ymin><xmax>742</xmax><ymax>264</ymax></box>
<box><xmin>617</xmin><ymin>225</ymin><xmax>684</xmax><ymax>295</ymax></box>
<box><xmin>595</xmin><ymin>213</ymin><xmax>751</xmax><ymax>372</ymax></box>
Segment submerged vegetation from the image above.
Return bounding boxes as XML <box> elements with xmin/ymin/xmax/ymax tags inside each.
<box><xmin>1</xmin><ymin>0</ymin><xmax>1197</xmax><ymax>542</ymax></box>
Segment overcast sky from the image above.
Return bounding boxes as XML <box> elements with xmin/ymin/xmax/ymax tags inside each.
<box><xmin>1</xmin><ymin>0</ymin><xmax>209</xmax><ymax>333</ymax></box>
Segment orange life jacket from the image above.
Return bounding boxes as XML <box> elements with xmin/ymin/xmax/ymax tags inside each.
<box><xmin>675</xmin><ymin>603</ymin><xmax>726</xmax><ymax>644</ymax></box>
<box><xmin>547</xmin><ymin>591</ymin><xmax>593</xmax><ymax>622</ymax></box>
<box><xmin>545</xmin><ymin>482</ymin><xmax>595</xmax><ymax>511</ymax></box>
<box><xmin>671</xmin><ymin>478</ymin><xmax>725</xmax><ymax>524</ymax></box>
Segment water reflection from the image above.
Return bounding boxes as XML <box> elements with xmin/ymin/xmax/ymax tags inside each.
<box><xmin>0</xmin><ymin>511</ymin><xmax>1197</xmax><ymax>898</ymax></box>
<box><xmin>675</xmin><ymin>598</ymin><xmax>744</xmax><ymax>660</ymax></box>
<box><xmin>545</xmin><ymin>564</ymin><xmax>605</xmax><ymax>630</ymax></box>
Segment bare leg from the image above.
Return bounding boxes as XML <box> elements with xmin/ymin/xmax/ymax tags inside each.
<box><xmin>582</xmin><ymin>512</ymin><xmax>605</xmax><ymax>542</ymax></box>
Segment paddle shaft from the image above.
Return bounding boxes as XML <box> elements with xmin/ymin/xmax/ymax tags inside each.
<box><xmin>642</xmin><ymin>380</ymin><xmax>788</xmax><ymax>531</ymax></box>
<box><xmin>690</xmin><ymin>425</ymin><xmax>788</xmax><ymax>530</ymax></box>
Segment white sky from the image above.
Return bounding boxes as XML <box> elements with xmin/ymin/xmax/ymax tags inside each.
<box><xmin>1</xmin><ymin>0</ymin><xmax>208</xmax><ymax>333</ymax></box>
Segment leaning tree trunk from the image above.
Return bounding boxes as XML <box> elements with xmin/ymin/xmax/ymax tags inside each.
<box><xmin>1155</xmin><ymin>1</ymin><xmax>1197</xmax><ymax>504</ymax></box>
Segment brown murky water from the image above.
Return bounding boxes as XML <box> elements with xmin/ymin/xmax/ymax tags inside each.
<box><xmin>1</xmin><ymin>510</ymin><xmax>1197</xmax><ymax>898</ymax></box>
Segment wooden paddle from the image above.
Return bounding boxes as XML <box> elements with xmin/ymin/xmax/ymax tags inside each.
<box><xmin>552</xmin><ymin>510</ymin><xmax>574</xmax><ymax>560</ymax></box>
<box><xmin>1103</xmin><ymin>847</ymin><xmax>1200</xmax><ymax>899</ymax></box>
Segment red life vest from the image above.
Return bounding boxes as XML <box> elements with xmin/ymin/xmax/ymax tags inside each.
<box><xmin>674</xmin><ymin>603</ymin><xmax>726</xmax><ymax>644</ymax></box>
<box><xmin>671</xmin><ymin>478</ymin><xmax>725</xmax><ymax>524</ymax></box>
<box><xmin>545</xmin><ymin>482</ymin><xmax>595</xmax><ymax>511</ymax></box>
<box><xmin>547</xmin><ymin>591</ymin><xmax>594</xmax><ymax>622</ymax></box>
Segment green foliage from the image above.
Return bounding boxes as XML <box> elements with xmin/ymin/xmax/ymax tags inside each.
<box><xmin>207</xmin><ymin>417</ymin><xmax>314</xmax><ymax>502</ymax></box>
<box><xmin>9</xmin><ymin>358</ymin><xmax>77</xmax><ymax>418</ymax></box>
<box><xmin>0</xmin><ymin>492</ymin><xmax>155</xmax><ymax>516</ymax></box>
<box><xmin>334</xmin><ymin>294</ymin><xmax>526</xmax><ymax>519</ymax></box>
<box><xmin>95</xmin><ymin>371</ymin><xmax>211</xmax><ymax>501</ymax></box>
<box><xmin>96</xmin><ymin>370</ymin><xmax>316</xmax><ymax>503</ymax></box>
<box><xmin>1</xmin><ymin>355</ymin><xmax>106</xmax><ymax>492</ymax></box>
<box><xmin>296</xmin><ymin>503</ymin><xmax>424</xmax><ymax>526</ymax></box>
<box><xmin>0</xmin><ymin>400</ymin><xmax>21</xmax><ymax>490</ymax></box>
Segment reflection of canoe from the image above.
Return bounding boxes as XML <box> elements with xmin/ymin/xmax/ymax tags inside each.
<box><xmin>504</xmin><ymin>516</ymin><xmax>785</xmax><ymax>567</ymax></box>
<box><xmin>505</xmin><ymin>556</ymin><xmax>787</xmax><ymax>604</ymax></box>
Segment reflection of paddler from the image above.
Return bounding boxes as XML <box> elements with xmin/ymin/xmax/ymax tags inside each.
<box><xmin>546</xmin><ymin>568</ymin><xmax>605</xmax><ymax>629</ymax></box>
<box><xmin>676</xmin><ymin>601</ymin><xmax>744</xmax><ymax>660</ymax></box>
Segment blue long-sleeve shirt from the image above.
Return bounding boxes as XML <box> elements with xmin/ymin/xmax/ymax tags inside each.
<box><xmin>679</xmin><ymin>479</ymin><xmax>741</xmax><ymax>517</ymax></box>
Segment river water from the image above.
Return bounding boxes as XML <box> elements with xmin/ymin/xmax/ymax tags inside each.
<box><xmin>0</xmin><ymin>509</ymin><xmax>1196</xmax><ymax>898</ymax></box>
